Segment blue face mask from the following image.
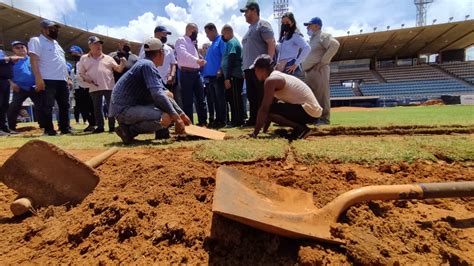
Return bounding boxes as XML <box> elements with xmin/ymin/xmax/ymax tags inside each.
<box><xmin>307</xmin><ymin>29</ymin><xmax>314</xmax><ymax>36</ymax></box>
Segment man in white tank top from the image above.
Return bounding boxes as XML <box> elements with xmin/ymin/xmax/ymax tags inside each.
<box><xmin>247</xmin><ymin>54</ymin><xmax>322</xmax><ymax>140</ymax></box>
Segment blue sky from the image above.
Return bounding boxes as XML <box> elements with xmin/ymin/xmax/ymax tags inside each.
<box><xmin>2</xmin><ymin>0</ymin><xmax>473</xmax><ymax>58</ymax></box>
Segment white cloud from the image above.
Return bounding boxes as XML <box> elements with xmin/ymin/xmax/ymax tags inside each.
<box><xmin>0</xmin><ymin>0</ymin><xmax>76</xmax><ymax>22</ymax></box>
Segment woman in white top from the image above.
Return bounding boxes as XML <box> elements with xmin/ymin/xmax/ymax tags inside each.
<box><xmin>276</xmin><ymin>12</ymin><xmax>310</xmax><ymax>77</ymax></box>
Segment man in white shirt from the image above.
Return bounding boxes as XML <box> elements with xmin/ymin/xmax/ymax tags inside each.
<box><xmin>28</xmin><ymin>19</ymin><xmax>70</xmax><ymax>135</ymax></box>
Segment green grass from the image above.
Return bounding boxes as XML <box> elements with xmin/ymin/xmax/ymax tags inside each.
<box><xmin>331</xmin><ymin>105</ymin><xmax>474</xmax><ymax>127</ymax></box>
<box><xmin>1</xmin><ymin>105</ymin><xmax>473</xmax><ymax>164</ymax></box>
<box><xmin>292</xmin><ymin>135</ymin><xmax>474</xmax><ymax>163</ymax></box>
<box><xmin>193</xmin><ymin>139</ymin><xmax>287</xmax><ymax>162</ymax></box>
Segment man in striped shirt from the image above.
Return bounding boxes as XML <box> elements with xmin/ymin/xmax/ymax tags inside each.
<box><xmin>110</xmin><ymin>38</ymin><xmax>191</xmax><ymax>144</ymax></box>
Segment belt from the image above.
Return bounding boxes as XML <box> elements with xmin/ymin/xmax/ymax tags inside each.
<box><xmin>180</xmin><ymin>66</ymin><xmax>200</xmax><ymax>73</ymax></box>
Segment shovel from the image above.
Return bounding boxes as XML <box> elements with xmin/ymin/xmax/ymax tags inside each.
<box><xmin>0</xmin><ymin>140</ymin><xmax>118</xmax><ymax>216</ymax></box>
<box><xmin>212</xmin><ymin>166</ymin><xmax>474</xmax><ymax>244</ymax></box>
<box><xmin>185</xmin><ymin>125</ymin><xmax>226</xmax><ymax>140</ymax></box>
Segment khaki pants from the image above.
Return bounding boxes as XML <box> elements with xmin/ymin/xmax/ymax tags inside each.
<box><xmin>305</xmin><ymin>65</ymin><xmax>330</xmax><ymax>121</ymax></box>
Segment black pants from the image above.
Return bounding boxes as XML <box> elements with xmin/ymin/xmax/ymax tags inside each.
<box><xmin>0</xmin><ymin>79</ymin><xmax>10</xmax><ymax>131</ymax></box>
<box><xmin>39</xmin><ymin>80</ymin><xmax>70</xmax><ymax>133</ymax></box>
<box><xmin>225</xmin><ymin>77</ymin><xmax>245</xmax><ymax>126</ymax></box>
<box><xmin>244</xmin><ymin>69</ymin><xmax>264</xmax><ymax>124</ymax></box>
<box><xmin>74</xmin><ymin>87</ymin><xmax>95</xmax><ymax>126</ymax></box>
<box><xmin>90</xmin><ymin>90</ymin><xmax>114</xmax><ymax>130</ymax></box>
<box><xmin>7</xmin><ymin>89</ymin><xmax>41</xmax><ymax>130</ymax></box>
<box><xmin>270</xmin><ymin>102</ymin><xmax>317</xmax><ymax>126</ymax></box>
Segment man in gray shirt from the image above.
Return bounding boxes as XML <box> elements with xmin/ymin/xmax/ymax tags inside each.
<box><xmin>240</xmin><ymin>0</ymin><xmax>275</xmax><ymax>126</ymax></box>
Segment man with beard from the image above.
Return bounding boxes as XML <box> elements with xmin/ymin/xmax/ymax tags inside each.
<box><xmin>28</xmin><ymin>19</ymin><xmax>70</xmax><ymax>135</ymax></box>
<box><xmin>109</xmin><ymin>39</ymin><xmax>138</xmax><ymax>82</ymax></box>
<box><xmin>175</xmin><ymin>23</ymin><xmax>208</xmax><ymax>126</ymax></box>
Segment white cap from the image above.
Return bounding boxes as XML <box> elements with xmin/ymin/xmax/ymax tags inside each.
<box><xmin>144</xmin><ymin>38</ymin><xmax>163</xmax><ymax>51</ymax></box>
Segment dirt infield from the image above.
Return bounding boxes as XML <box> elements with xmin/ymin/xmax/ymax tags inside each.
<box><xmin>0</xmin><ymin>147</ymin><xmax>472</xmax><ymax>264</ymax></box>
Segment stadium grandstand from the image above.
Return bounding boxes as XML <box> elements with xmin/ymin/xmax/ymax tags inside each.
<box><xmin>0</xmin><ymin>2</ymin><xmax>141</xmax><ymax>56</ymax></box>
<box><xmin>328</xmin><ymin>18</ymin><xmax>474</xmax><ymax>107</ymax></box>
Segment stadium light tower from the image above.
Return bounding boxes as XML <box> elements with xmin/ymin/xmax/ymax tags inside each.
<box><xmin>414</xmin><ymin>0</ymin><xmax>434</xmax><ymax>26</ymax></box>
<box><xmin>273</xmin><ymin>0</ymin><xmax>289</xmax><ymax>32</ymax></box>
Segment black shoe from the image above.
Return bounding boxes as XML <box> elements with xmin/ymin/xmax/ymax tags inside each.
<box><xmin>289</xmin><ymin>126</ymin><xmax>311</xmax><ymax>140</ymax></box>
<box><xmin>155</xmin><ymin>128</ymin><xmax>170</xmax><ymax>140</ymax></box>
<box><xmin>209</xmin><ymin>121</ymin><xmax>226</xmax><ymax>129</ymax></box>
<box><xmin>243</xmin><ymin>120</ymin><xmax>255</xmax><ymax>127</ymax></box>
<box><xmin>115</xmin><ymin>125</ymin><xmax>134</xmax><ymax>144</ymax></box>
<box><xmin>108</xmin><ymin>127</ymin><xmax>115</xmax><ymax>133</ymax></box>
<box><xmin>61</xmin><ymin>129</ymin><xmax>72</xmax><ymax>134</ymax></box>
<box><xmin>84</xmin><ymin>125</ymin><xmax>95</xmax><ymax>132</ymax></box>
<box><xmin>92</xmin><ymin>127</ymin><xmax>104</xmax><ymax>134</ymax></box>
<box><xmin>196</xmin><ymin>123</ymin><xmax>208</xmax><ymax>127</ymax></box>
<box><xmin>315</xmin><ymin>118</ymin><xmax>330</xmax><ymax>126</ymax></box>
<box><xmin>44</xmin><ymin>129</ymin><xmax>57</xmax><ymax>136</ymax></box>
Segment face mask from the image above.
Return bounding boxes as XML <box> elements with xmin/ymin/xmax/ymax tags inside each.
<box><xmin>48</xmin><ymin>30</ymin><xmax>59</xmax><ymax>40</ymax></box>
<box><xmin>160</xmin><ymin>36</ymin><xmax>167</xmax><ymax>44</ymax></box>
<box><xmin>123</xmin><ymin>45</ymin><xmax>131</xmax><ymax>53</ymax></box>
<box><xmin>307</xmin><ymin>29</ymin><xmax>314</xmax><ymax>36</ymax></box>
<box><xmin>222</xmin><ymin>37</ymin><xmax>229</xmax><ymax>43</ymax></box>
<box><xmin>190</xmin><ymin>31</ymin><xmax>198</xmax><ymax>41</ymax></box>
<box><xmin>71</xmin><ymin>55</ymin><xmax>81</xmax><ymax>61</ymax></box>
<box><xmin>281</xmin><ymin>24</ymin><xmax>291</xmax><ymax>32</ymax></box>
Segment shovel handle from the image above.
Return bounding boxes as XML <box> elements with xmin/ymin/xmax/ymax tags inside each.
<box><xmin>85</xmin><ymin>147</ymin><xmax>119</xmax><ymax>168</ymax></box>
<box><xmin>419</xmin><ymin>182</ymin><xmax>474</xmax><ymax>199</ymax></box>
<box><xmin>323</xmin><ymin>181</ymin><xmax>474</xmax><ymax>222</ymax></box>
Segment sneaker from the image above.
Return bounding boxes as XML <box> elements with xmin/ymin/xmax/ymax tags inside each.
<box><xmin>288</xmin><ymin>126</ymin><xmax>311</xmax><ymax>141</ymax></box>
<box><xmin>243</xmin><ymin>120</ymin><xmax>255</xmax><ymax>127</ymax></box>
<box><xmin>115</xmin><ymin>125</ymin><xmax>134</xmax><ymax>144</ymax></box>
<box><xmin>92</xmin><ymin>127</ymin><xmax>105</xmax><ymax>134</ymax></box>
<box><xmin>8</xmin><ymin>130</ymin><xmax>20</xmax><ymax>135</ymax></box>
<box><xmin>84</xmin><ymin>125</ymin><xmax>95</xmax><ymax>132</ymax></box>
<box><xmin>155</xmin><ymin>128</ymin><xmax>170</xmax><ymax>140</ymax></box>
<box><xmin>0</xmin><ymin>130</ymin><xmax>9</xmax><ymax>136</ymax></box>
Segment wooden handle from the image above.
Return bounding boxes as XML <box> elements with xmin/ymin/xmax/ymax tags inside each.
<box><xmin>10</xmin><ymin>197</ymin><xmax>33</xmax><ymax>216</ymax></box>
<box><xmin>85</xmin><ymin>147</ymin><xmax>119</xmax><ymax>168</ymax></box>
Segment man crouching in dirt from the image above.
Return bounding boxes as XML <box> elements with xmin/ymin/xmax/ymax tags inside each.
<box><xmin>246</xmin><ymin>54</ymin><xmax>322</xmax><ymax>140</ymax></box>
<box><xmin>109</xmin><ymin>38</ymin><xmax>191</xmax><ymax>144</ymax></box>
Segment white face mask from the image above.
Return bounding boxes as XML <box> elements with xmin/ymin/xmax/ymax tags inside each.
<box><xmin>307</xmin><ymin>29</ymin><xmax>314</xmax><ymax>36</ymax></box>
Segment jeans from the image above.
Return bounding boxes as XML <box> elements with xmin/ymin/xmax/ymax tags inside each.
<box><xmin>0</xmin><ymin>79</ymin><xmax>9</xmax><ymax>131</ymax></box>
<box><xmin>116</xmin><ymin>105</ymin><xmax>164</xmax><ymax>135</ymax></box>
<box><xmin>7</xmin><ymin>89</ymin><xmax>41</xmax><ymax>130</ymax></box>
<box><xmin>179</xmin><ymin>71</ymin><xmax>207</xmax><ymax>125</ymax></box>
<box><xmin>90</xmin><ymin>90</ymin><xmax>115</xmax><ymax>130</ymax></box>
<box><xmin>207</xmin><ymin>76</ymin><xmax>227</xmax><ymax>124</ymax></box>
<box><xmin>39</xmin><ymin>80</ymin><xmax>70</xmax><ymax>133</ymax></box>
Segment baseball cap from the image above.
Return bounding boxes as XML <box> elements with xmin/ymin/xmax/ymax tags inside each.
<box><xmin>11</xmin><ymin>41</ymin><xmax>27</xmax><ymax>47</ymax></box>
<box><xmin>249</xmin><ymin>54</ymin><xmax>274</xmax><ymax>69</ymax></box>
<box><xmin>154</xmin><ymin>25</ymin><xmax>172</xmax><ymax>35</ymax></box>
<box><xmin>303</xmin><ymin>17</ymin><xmax>323</xmax><ymax>27</ymax></box>
<box><xmin>40</xmin><ymin>19</ymin><xmax>60</xmax><ymax>29</ymax></box>
<box><xmin>88</xmin><ymin>36</ymin><xmax>104</xmax><ymax>45</ymax></box>
<box><xmin>69</xmin><ymin>45</ymin><xmax>84</xmax><ymax>54</ymax></box>
<box><xmin>240</xmin><ymin>0</ymin><xmax>260</xmax><ymax>13</ymax></box>
<box><xmin>143</xmin><ymin>38</ymin><xmax>163</xmax><ymax>52</ymax></box>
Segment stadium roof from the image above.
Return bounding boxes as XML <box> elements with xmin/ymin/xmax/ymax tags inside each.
<box><xmin>0</xmin><ymin>2</ymin><xmax>142</xmax><ymax>55</ymax></box>
<box><xmin>333</xmin><ymin>19</ymin><xmax>474</xmax><ymax>61</ymax></box>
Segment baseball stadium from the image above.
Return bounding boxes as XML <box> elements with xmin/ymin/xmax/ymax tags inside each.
<box><xmin>0</xmin><ymin>1</ymin><xmax>473</xmax><ymax>264</ymax></box>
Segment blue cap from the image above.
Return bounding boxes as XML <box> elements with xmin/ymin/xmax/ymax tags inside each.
<box><xmin>40</xmin><ymin>19</ymin><xmax>60</xmax><ymax>29</ymax></box>
<box><xmin>69</xmin><ymin>45</ymin><xmax>83</xmax><ymax>54</ymax></box>
<box><xmin>11</xmin><ymin>41</ymin><xmax>27</xmax><ymax>47</ymax></box>
<box><xmin>304</xmin><ymin>17</ymin><xmax>323</xmax><ymax>27</ymax></box>
<box><xmin>154</xmin><ymin>25</ymin><xmax>172</xmax><ymax>35</ymax></box>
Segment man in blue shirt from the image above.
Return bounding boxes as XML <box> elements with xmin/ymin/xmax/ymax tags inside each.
<box><xmin>7</xmin><ymin>41</ymin><xmax>40</xmax><ymax>131</ymax></box>
<box><xmin>110</xmin><ymin>38</ymin><xmax>191</xmax><ymax>144</ymax></box>
<box><xmin>202</xmin><ymin>23</ymin><xmax>226</xmax><ymax>128</ymax></box>
<box><xmin>1</xmin><ymin>45</ymin><xmax>24</xmax><ymax>135</ymax></box>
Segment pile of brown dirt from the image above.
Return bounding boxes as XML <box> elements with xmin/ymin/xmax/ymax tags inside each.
<box><xmin>0</xmin><ymin>148</ymin><xmax>472</xmax><ymax>264</ymax></box>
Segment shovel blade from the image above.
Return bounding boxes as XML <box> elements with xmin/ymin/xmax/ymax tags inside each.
<box><xmin>185</xmin><ymin>125</ymin><xmax>226</xmax><ymax>140</ymax></box>
<box><xmin>212</xmin><ymin>166</ymin><xmax>343</xmax><ymax>244</ymax></box>
<box><xmin>0</xmin><ymin>140</ymin><xmax>99</xmax><ymax>207</ymax></box>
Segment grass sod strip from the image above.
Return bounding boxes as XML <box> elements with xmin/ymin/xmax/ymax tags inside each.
<box><xmin>292</xmin><ymin>135</ymin><xmax>474</xmax><ymax>164</ymax></box>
